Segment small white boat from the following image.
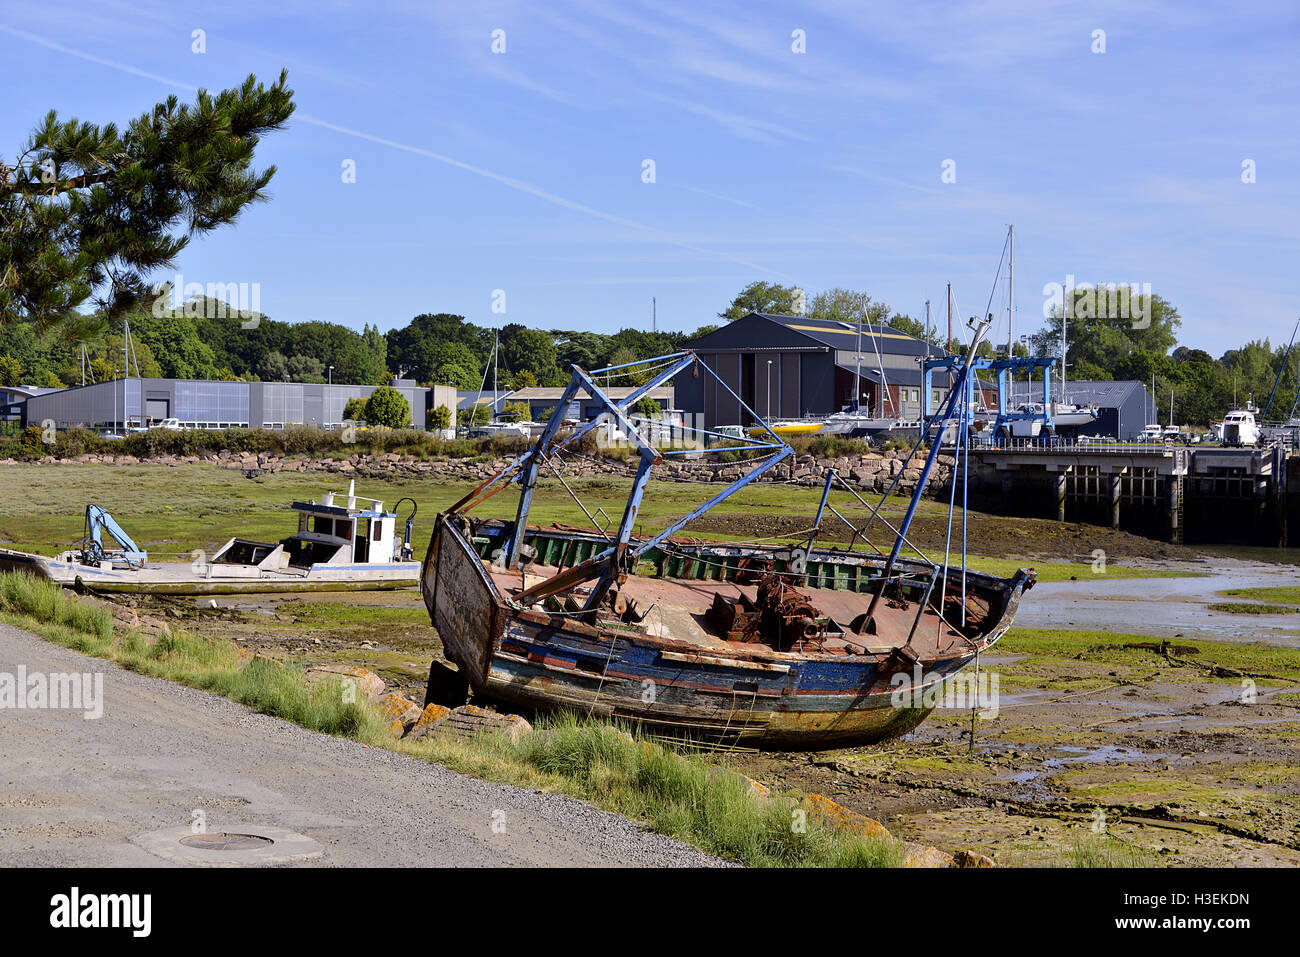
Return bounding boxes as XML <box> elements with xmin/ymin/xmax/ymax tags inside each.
<box><xmin>1221</xmin><ymin>408</ymin><xmax>1260</xmax><ymax>447</ymax></box>
<box><xmin>1016</xmin><ymin>401</ymin><xmax>1099</xmax><ymax>428</ymax></box>
<box><xmin>0</xmin><ymin>481</ymin><xmax>420</xmax><ymax>594</ymax></box>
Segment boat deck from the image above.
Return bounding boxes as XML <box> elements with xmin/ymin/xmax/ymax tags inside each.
<box><xmin>486</xmin><ymin>561</ymin><xmax>968</xmax><ymax>658</ymax></box>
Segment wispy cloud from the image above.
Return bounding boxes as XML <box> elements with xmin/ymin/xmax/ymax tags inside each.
<box><xmin>0</xmin><ymin>20</ymin><xmax>782</xmax><ymax>278</ymax></box>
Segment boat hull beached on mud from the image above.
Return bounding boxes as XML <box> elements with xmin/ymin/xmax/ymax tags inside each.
<box><xmin>420</xmin><ymin>333</ymin><xmax>1036</xmax><ymax>749</ymax></box>
<box><xmin>0</xmin><ymin>481</ymin><xmax>421</xmax><ymax>595</ymax></box>
<box><xmin>424</xmin><ymin>516</ymin><xmax>1033</xmax><ymax>748</ymax></box>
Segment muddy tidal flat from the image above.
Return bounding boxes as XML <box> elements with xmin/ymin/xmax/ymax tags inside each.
<box><xmin>137</xmin><ymin>555</ymin><xmax>1300</xmax><ymax>868</ymax></box>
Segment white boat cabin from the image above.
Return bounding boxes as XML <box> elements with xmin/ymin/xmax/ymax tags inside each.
<box><xmin>211</xmin><ymin>480</ymin><xmax>405</xmax><ymax>572</ymax></box>
<box><xmin>292</xmin><ymin>481</ymin><xmax>400</xmax><ymax>566</ymax></box>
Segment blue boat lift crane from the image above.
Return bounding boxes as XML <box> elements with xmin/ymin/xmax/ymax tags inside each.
<box><xmin>921</xmin><ymin>354</ymin><xmax>1060</xmax><ymax>443</ymax></box>
<box><xmin>80</xmin><ymin>504</ymin><xmax>148</xmax><ymax>568</ymax></box>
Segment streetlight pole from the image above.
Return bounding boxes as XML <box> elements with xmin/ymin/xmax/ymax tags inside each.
<box><xmin>328</xmin><ymin>365</ymin><xmax>333</xmax><ymax>385</ymax></box>
<box><xmin>766</xmin><ymin>360</ymin><xmax>773</xmax><ymax>420</ymax></box>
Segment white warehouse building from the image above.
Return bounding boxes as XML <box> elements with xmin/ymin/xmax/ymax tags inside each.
<box><xmin>13</xmin><ymin>377</ymin><xmax>457</xmax><ymax>432</ymax></box>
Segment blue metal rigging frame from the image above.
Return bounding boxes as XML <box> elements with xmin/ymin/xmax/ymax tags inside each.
<box><xmin>449</xmin><ymin>351</ymin><xmax>795</xmax><ymax>607</ymax></box>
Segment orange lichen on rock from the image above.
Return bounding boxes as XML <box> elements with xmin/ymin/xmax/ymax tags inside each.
<box><xmin>406</xmin><ymin>703</ymin><xmax>452</xmax><ymax>740</ymax></box>
<box><xmin>304</xmin><ymin>665</ymin><xmax>385</xmax><ymax>699</ymax></box>
<box><xmin>803</xmin><ymin>793</ymin><xmax>892</xmax><ymax>841</ymax></box>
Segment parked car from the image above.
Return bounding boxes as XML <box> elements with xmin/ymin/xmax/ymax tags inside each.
<box><xmin>710</xmin><ymin>424</ymin><xmax>747</xmax><ymax>445</ymax></box>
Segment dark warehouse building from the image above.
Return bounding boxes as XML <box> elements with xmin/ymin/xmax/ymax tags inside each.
<box><xmin>675</xmin><ymin>312</ymin><xmax>978</xmax><ymax>428</ymax></box>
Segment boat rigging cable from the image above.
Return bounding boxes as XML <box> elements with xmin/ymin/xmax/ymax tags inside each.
<box><xmin>1262</xmin><ymin>316</ymin><xmax>1300</xmax><ymax>419</ymax></box>
<box><xmin>477</xmin><ymin>321</ymin><xmax>995</xmax><ymax>642</ymax></box>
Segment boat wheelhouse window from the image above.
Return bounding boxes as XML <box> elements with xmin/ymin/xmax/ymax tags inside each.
<box><xmin>372</xmin><ymin>521</ymin><xmax>383</xmax><ymax>541</ymax></box>
<box><xmin>309</xmin><ymin>515</ymin><xmax>353</xmax><ymax>539</ymax></box>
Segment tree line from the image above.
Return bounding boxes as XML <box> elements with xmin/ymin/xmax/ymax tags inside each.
<box><xmin>3</xmin><ymin>281</ymin><xmax>1296</xmax><ymax>427</ymax></box>
<box><xmin>4</xmin><ymin>74</ymin><xmax>1289</xmax><ymax>428</ymax></box>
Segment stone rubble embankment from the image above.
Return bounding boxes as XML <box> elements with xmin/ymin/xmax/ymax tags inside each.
<box><xmin>7</xmin><ymin>446</ymin><xmax>958</xmax><ymax>497</ymax></box>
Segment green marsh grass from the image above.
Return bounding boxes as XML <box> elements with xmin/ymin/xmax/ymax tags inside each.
<box><xmin>2</xmin><ymin>571</ymin><xmax>903</xmax><ymax>868</ymax></box>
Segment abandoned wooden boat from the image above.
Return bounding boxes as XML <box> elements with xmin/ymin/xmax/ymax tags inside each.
<box><xmin>422</xmin><ymin>329</ymin><xmax>1036</xmax><ymax>749</ymax></box>
<box><xmin>0</xmin><ymin>481</ymin><xmax>420</xmax><ymax>595</ymax></box>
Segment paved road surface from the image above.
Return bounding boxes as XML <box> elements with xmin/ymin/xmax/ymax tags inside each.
<box><xmin>0</xmin><ymin>623</ymin><xmax>721</xmax><ymax>867</ymax></box>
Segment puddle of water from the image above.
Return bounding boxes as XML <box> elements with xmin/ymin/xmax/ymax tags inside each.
<box><xmin>985</xmin><ymin>743</ymin><xmax>1177</xmax><ymax>800</ymax></box>
<box><xmin>1018</xmin><ymin>559</ymin><xmax>1300</xmax><ymax>645</ymax></box>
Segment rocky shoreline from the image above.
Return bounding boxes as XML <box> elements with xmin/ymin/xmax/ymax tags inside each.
<box><xmin>4</xmin><ymin>446</ymin><xmax>959</xmax><ymax>497</ymax></box>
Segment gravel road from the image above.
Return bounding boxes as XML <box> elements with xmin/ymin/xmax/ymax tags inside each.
<box><xmin>0</xmin><ymin>623</ymin><xmax>722</xmax><ymax>867</ymax></box>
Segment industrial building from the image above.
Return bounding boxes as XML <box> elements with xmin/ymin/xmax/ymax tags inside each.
<box><xmin>13</xmin><ymin>377</ymin><xmax>456</xmax><ymax>432</ymax></box>
<box><xmin>1005</xmin><ymin>380</ymin><xmax>1154</xmax><ymax>440</ymax></box>
<box><xmin>675</xmin><ymin>312</ymin><xmax>990</xmax><ymax>428</ymax></box>
<box><xmin>456</xmin><ymin>390</ymin><xmax>515</xmax><ymax>417</ymax></box>
<box><xmin>507</xmin><ymin>384</ymin><xmax>675</xmax><ymax>423</ymax></box>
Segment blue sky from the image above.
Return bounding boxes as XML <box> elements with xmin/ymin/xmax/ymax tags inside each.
<box><xmin>3</xmin><ymin>1</ymin><xmax>1298</xmax><ymax>355</ymax></box>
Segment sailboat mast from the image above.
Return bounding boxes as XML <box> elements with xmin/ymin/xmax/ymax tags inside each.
<box><xmin>1007</xmin><ymin>225</ymin><xmax>1015</xmax><ymax>405</ymax></box>
<box><xmin>1007</xmin><ymin>225</ymin><xmax>1014</xmax><ymax>356</ymax></box>
<box><xmin>1060</xmin><ymin>303</ymin><xmax>1067</xmax><ymax>405</ymax></box>
<box><xmin>946</xmin><ymin>282</ymin><xmax>953</xmax><ymax>393</ymax></box>
<box><xmin>855</xmin><ymin>309</ymin><xmax>863</xmax><ymax>413</ymax></box>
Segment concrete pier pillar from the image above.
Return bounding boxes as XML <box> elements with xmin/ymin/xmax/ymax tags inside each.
<box><xmin>1000</xmin><ymin>470</ymin><xmax>1014</xmax><ymax>510</ymax></box>
<box><xmin>1166</xmin><ymin>475</ymin><xmax>1182</xmax><ymax>544</ymax></box>
<box><xmin>1109</xmin><ymin>473</ymin><xmax>1122</xmax><ymax>530</ymax></box>
<box><xmin>1255</xmin><ymin>477</ymin><xmax>1268</xmax><ymax>544</ymax></box>
<box><xmin>1055</xmin><ymin>471</ymin><xmax>1067</xmax><ymax>522</ymax></box>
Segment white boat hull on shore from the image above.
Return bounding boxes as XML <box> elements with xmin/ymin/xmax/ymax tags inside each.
<box><xmin>0</xmin><ymin>547</ymin><xmax>418</xmax><ymax>595</ymax></box>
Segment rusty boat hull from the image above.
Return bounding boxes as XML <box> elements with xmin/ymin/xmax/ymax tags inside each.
<box><xmin>422</xmin><ymin>515</ymin><xmax>1035</xmax><ymax>750</ymax></box>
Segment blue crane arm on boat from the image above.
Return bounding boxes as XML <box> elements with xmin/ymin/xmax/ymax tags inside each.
<box><xmin>82</xmin><ymin>504</ymin><xmax>148</xmax><ymax>566</ymax></box>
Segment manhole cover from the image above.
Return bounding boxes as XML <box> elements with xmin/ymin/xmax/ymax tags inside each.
<box><xmin>180</xmin><ymin>832</ymin><xmax>275</xmax><ymax>851</ymax></box>
<box><xmin>134</xmin><ymin>825</ymin><xmax>323</xmax><ymax>866</ymax></box>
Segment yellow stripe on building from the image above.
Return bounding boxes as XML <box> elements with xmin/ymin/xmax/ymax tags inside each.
<box><xmin>783</xmin><ymin>324</ymin><xmax>917</xmax><ymax>342</ymax></box>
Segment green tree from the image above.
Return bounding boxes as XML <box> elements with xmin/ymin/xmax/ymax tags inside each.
<box><xmin>284</xmin><ymin>321</ymin><xmax>384</xmax><ymax>384</ymax></box>
<box><xmin>364</xmin><ymin>386</ymin><xmax>410</xmax><ymax>428</ymax></box>
<box><xmin>258</xmin><ymin>350</ymin><xmax>290</xmax><ymax>381</ymax></box>
<box><xmin>1032</xmin><ymin>290</ymin><xmax>1180</xmax><ymax>381</ymax></box>
<box><xmin>500</xmin><ymin>324</ymin><xmax>559</xmax><ymax>382</ymax></box>
<box><xmin>425</xmin><ymin>342</ymin><xmax>480</xmax><ymax>389</ymax></box>
<box><xmin>632</xmin><ymin>394</ymin><xmax>661</xmax><ymax>418</ymax></box>
<box><xmin>1</xmin><ymin>72</ymin><xmax>295</xmax><ymax>331</ymax></box>
<box><xmin>0</xmin><ymin>352</ymin><xmax>22</xmax><ymax>385</ymax></box>
<box><xmin>553</xmin><ymin>331</ymin><xmax>607</xmax><ymax>370</ymax></box>
<box><xmin>386</xmin><ymin>313</ymin><xmax>491</xmax><ymax>381</ymax></box>
<box><xmin>343</xmin><ymin>396</ymin><xmax>367</xmax><ymax>422</ymax></box>
<box><xmin>808</xmin><ymin>287</ymin><xmax>941</xmax><ymax>346</ymax></box>
<box><xmin>457</xmin><ymin>403</ymin><xmax>491</xmax><ymax>428</ymax></box>
<box><xmin>808</xmin><ymin>288</ymin><xmax>887</xmax><ymax>324</ymax></box>
<box><xmin>719</xmin><ymin>281</ymin><xmax>804</xmax><ymax>322</ymax></box>
<box><xmin>362</xmin><ymin>323</ymin><xmax>387</xmax><ymax>380</ymax></box>
<box><xmin>510</xmin><ymin>368</ymin><xmax>539</xmax><ymax>389</ymax></box>
<box><xmin>605</xmin><ymin>345</ymin><xmax>646</xmax><ymax>385</ymax></box>
<box><xmin>429</xmin><ymin>404</ymin><xmax>452</xmax><ymax>430</ymax></box>
<box><xmin>502</xmin><ymin>400</ymin><xmax>531</xmax><ymax>421</ymax></box>
<box><xmin>128</xmin><ymin>310</ymin><xmax>215</xmax><ymax>378</ymax></box>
